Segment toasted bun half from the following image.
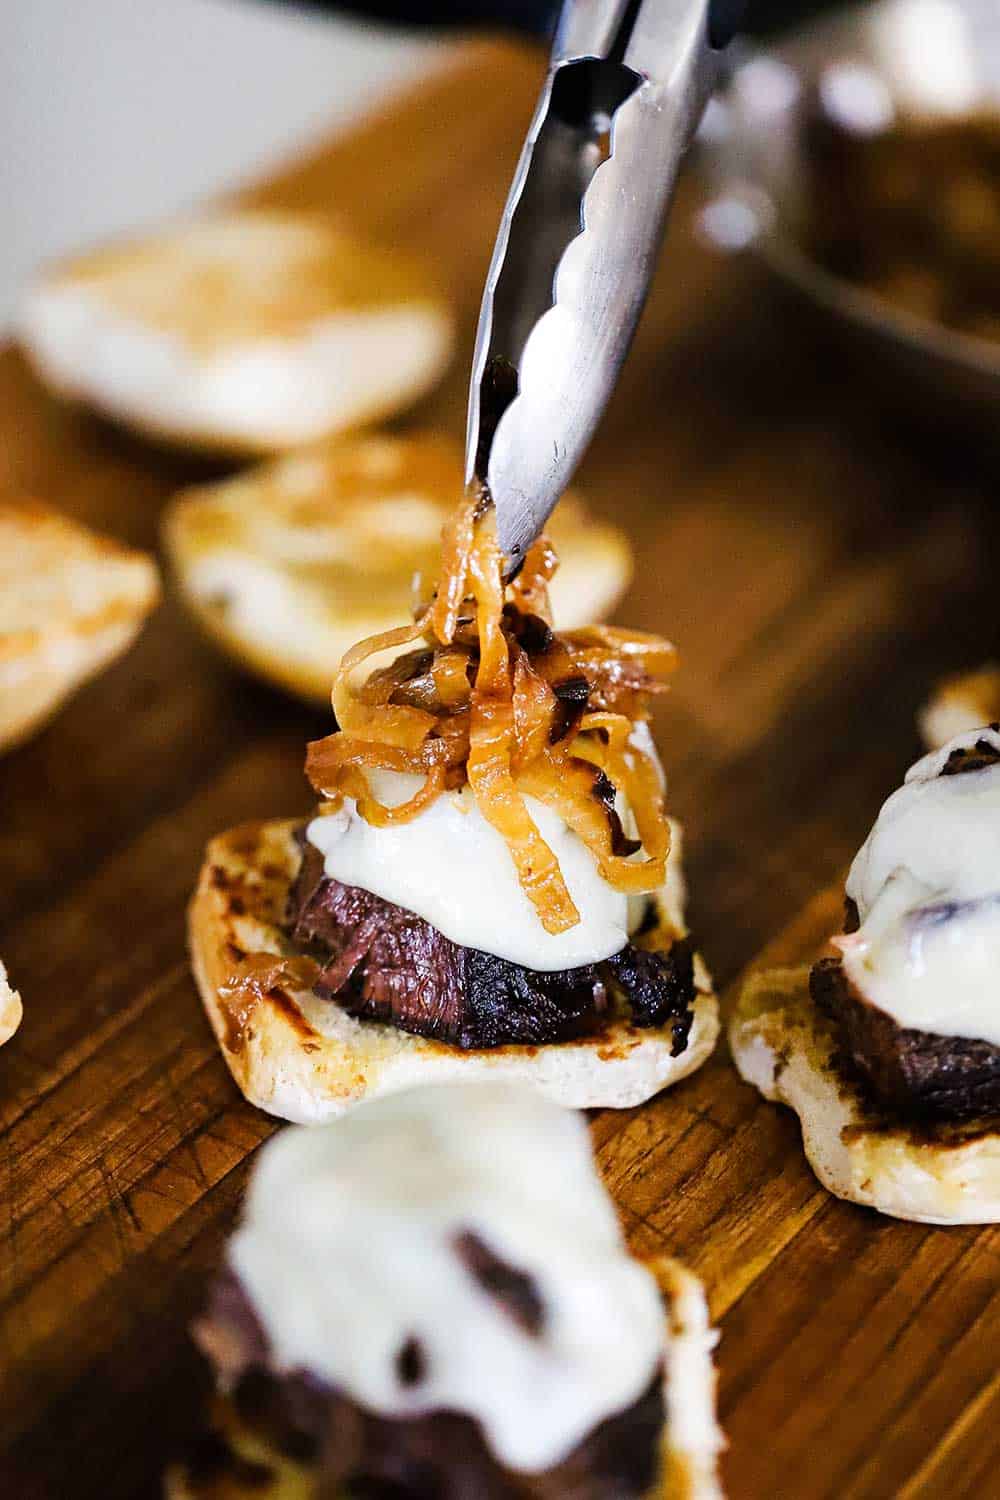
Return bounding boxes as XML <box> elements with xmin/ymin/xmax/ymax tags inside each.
<box><xmin>188</xmin><ymin>819</ymin><xmax>718</xmax><ymax>1124</ymax></box>
<box><xmin>165</xmin><ymin>1254</ymin><xmax>722</xmax><ymax>1500</ymax></box>
<box><xmin>731</xmin><ymin>965</ymin><xmax>1000</xmax><ymax>1225</ymax></box>
<box><xmin>0</xmin><ymin>963</ymin><xmax>23</xmax><ymax>1048</ymax></box>
<box><xmin>0</xmin><ymin>499</ymin><xmax>159</xmax><ymax>752</ymax></box>
<box><xmin>164</xmin><ymin>432</ymin><xmax>633</xmax><ymax>704</ymax></box>
<box><xmin>17</xmin><ymin>211</ymin><xmax>453</xmax><ymax>455</ymax></box>
<box><xmin>919</xmin><ymin>664</ymin><xmax>1000</xmax><ymax>750</ymax></box>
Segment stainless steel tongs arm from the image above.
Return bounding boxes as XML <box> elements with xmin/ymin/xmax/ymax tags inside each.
<box><xmin>466</xmin><ymin>0</ymin><xmax>741</xmax><ymax>567</ymax></box>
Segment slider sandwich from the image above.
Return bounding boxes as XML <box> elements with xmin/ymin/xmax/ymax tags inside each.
<box><xmin>732</xmin><ymin>725</ymin><xmax>1000</xmax><ymax>1224</ymax></box>
<box><xmin>168</xmin><ymin>1081</ymin><xmax>723</xmax><ymax>1499</ymax></box>
<box><xmin>190</xmin><ymin>495</ymin><xmax>718</xmax><ymax>1121</ymax></box>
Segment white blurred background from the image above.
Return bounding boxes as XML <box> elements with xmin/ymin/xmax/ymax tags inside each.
<box><xmin>0</xmin><ymin>0</ymin><xmax>437</xmax><ymax>324</ymax></box>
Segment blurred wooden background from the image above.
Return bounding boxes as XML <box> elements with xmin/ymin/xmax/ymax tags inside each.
<box><xmin>0</xmin><ymin>39</ymin><xmax>998</xmax><ymax>1499</ymax></box>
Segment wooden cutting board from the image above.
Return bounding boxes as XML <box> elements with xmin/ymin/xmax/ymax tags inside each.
<box><xmin>1</xmin><ymin>38</ymin><xmax>998</xmax><ymax>1500</ymax></box>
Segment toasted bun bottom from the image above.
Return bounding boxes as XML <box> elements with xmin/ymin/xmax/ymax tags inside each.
<box><xmin>918</xmin><ymin>664</ymin><xmax>1000</xmax><ymax>751</ymax></box>
<box><xmin>188</xmin><ymin>820</ymin><xmax>719</xmax><ymax>1124</ymax></box>
<box><xmin>165</xmin><ymin>1255</ymin><xmax>722</xmax><ymax>1500</ymax></box>
<box><xmin>0</xmin><ymin>963</ymin><xmax>22</xmax><ymax>1047</ymax></box>
<box><xmin>731</xmin><ymin>966</ymin><xmax>1000</xmax><ymax>1225</ymax></box>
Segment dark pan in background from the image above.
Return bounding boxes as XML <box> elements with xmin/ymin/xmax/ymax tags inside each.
<box><xmin>702</xmin><ymin>0</ymin><xmax>1000</xmax><ymax>434</ymax></box>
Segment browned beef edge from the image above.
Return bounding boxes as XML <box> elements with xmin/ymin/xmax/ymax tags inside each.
<box><xmin>810</xmin><ymin>958</ymin><xmax>1000</xmax><ymax>1120</ymax></box>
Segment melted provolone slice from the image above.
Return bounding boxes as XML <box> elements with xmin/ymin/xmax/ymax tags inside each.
<box><xmin>840</xmin><ymin>726</ymin><xmax>1000</xmax><ymax>1045</ymax></box>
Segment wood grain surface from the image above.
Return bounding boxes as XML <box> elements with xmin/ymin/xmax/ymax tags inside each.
<box><xmin>1</xmin><ymin>39</ymin><xmax>999</xmax><ymax>1500</ymax></box>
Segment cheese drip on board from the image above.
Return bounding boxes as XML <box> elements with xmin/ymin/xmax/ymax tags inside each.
<box><xmin>840</xmin><ymin>726</ymin><xmax>1000</xmax><ymax>1045</ymax></box>
<box><xmin>227</xmin><ymin>1082</ymin><xmax>664</xmax><ymax>1474</ymax></box>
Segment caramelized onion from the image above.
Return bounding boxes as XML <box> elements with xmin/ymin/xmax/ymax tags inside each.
<box><xmin>339</xmin><ymin>763</ymin><xmax>448</xmax><ymax>827</ymax></box>
<box><xmin>429</xmin><ymin>492</ymin><xmax>477</xmax><ymax>643</ymax></box>
<box><xmin>431</xmin><ymin>646</ymin><xmax>472</xmax><ymax>708</ymax></box>
<box><xmin>221</xmin><ymin>952</ymin><xmax>321</xmax><ymax>1000</ymax></box>
<box><xmin>517</xmin><ymin>753</ymin><xmax>668</xmax><ymax>894</ymax></box>
<box><xmin>509</xmin><ymin>534</ymin><xmax>558</xmax><ymax>621</ymax></box>
<box><xmin>304</xmin><ymin>491</ymin><xmax>677</xmax><ymax>932</ymax></box>
<box><xmin>511</xmin><ymin>652</ymin><xmax>558</xmax><ymax>769</ymax></box>
<box><xmin>468</xmin><ymin>693</ymin><xmax>579</xmax><ymax>934</ymax></box>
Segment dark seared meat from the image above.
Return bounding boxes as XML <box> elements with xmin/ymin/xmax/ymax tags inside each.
<box><xmin>196</xmin><ymin>1272</ymin><xmax>665</xmax><ymax>1500</ymax></box>
<box><xmin>452</xmin><ymin>1231</ymin><xmax>545</xmax><ymax>1337</ymax></box>
<box><xmin>606</xmin><ymin>940</ymin><xmax>694</xmax><ymax>1055</ymax></box>
<box><xmin>811</xmin><ymin>958</ymin><xmax>1000</xmax><ymax>1121</ymax></box>
<box><xmin>286</xmin><ymin>836</ymin><xmax>695</xmax><ymax>1053</ymax></box>
<box><xmin>329</xmin><ymin>1374</ymin><xmax>665</xmax><ymax>1500</ymax></box>
<box><xmin>232</xmin><ymin>1367</ymin><xmax>665</xmax><ymax>1500</ymax></box>
<box><xmin>939</xmin><ymin>726</ymin><xmax>1000</xmax><ymax>777</ymax></box>
<box><xmin>814</xmin><ymin>733</ymin><xmax>1000</xmax><ymax>1121</ymax></box>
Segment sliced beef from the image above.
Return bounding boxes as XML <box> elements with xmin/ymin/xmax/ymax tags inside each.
<box><xmin>811</xmin><ymin>958</ymin><xmax>1000</xmax><ymax>1120</ymax></box>
<box><xmin>197</xmin><ymin>1273</ymin><xmax>664</xmax><ymax>1500</ymax></box>
<box><xmin>232</xmin><ymin>1366</ymin><xmax>665</xmax><ymax>1500</ymax></box>
<box><xmin>286</xmin><ymin>836</ymin><xmax>694</xmax><ymax>1053</ymax></box>
<box><xmin>328</xmin><ymin>1373</ymin><xmax>665</xmax><ymax>1500</ymax></box>
<box><xmin>814</xmin><ymin>732</ymin><xmax>1000</xmax><ymax>1122</ymax></box>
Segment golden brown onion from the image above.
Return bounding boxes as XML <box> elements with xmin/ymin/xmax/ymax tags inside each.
<box><xmin>304</xmin><ymin>490</ymin><xmax>677</xmax><ymax>933</ymax></box>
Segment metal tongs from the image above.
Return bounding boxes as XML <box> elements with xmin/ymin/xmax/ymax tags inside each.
<box><xmin>466</xmin><ymin>0</ymin><xmax>744</xmax><ymax>569</ymax></box>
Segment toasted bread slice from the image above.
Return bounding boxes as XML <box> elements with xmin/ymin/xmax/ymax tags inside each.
<box><xmin>164</xmin><ymin>432</ymin><xmax>633</xmax><ymax>704</ymax></box>
<box><xmin>0</xmin><ymin>963</ymin><xmax>22</xmax><ymax>1048</ymax></box>
<box><xmin>730</xmin><ymin>965</ymin><xmax>1000</xmax><ymax>1225</ymax></box>
<box><xmin>18</xmin><ymin>211</ymin><xmax>453</xmax><ymax>455</ymax></box>
<box><xmin>165</xmin><ymin>1255</ymin><xmax>723</xmax><ymax>1500</ymax></box>
<box><xmin>919</xmin><ymin>664</ymin><xmax>1000</xmax><ymax>750</ymax></box>
<box><xmin>188</xmin><ymin>818</ymin><xmax>717</xmax><ymax>1124</ymax></box>
<box><xmin>0</xmin><ymin>499</ymin><xmax>159</xmax><ymax>751</ymax></box>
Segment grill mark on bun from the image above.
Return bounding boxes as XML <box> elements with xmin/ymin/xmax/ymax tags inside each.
<box><xmin>217</xmin><ymin>952</ymin><xmax>321</xmax><ymax>1054</ymax></box>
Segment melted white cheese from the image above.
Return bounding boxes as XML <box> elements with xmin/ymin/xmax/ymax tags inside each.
<box><xmin>307</xmin><ymin>742</ymin><xmax>663</xmax><ymax>970</ymax></box>
<box><xmin>228</xmin><ymin>1082</ymin><xmax>664</xmax><ymax>1473</ymax></box>
<box><xmin>840</xmin><ymin>726</ymin><xmax>1000</xmax><ymax>1045</ymax></box>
